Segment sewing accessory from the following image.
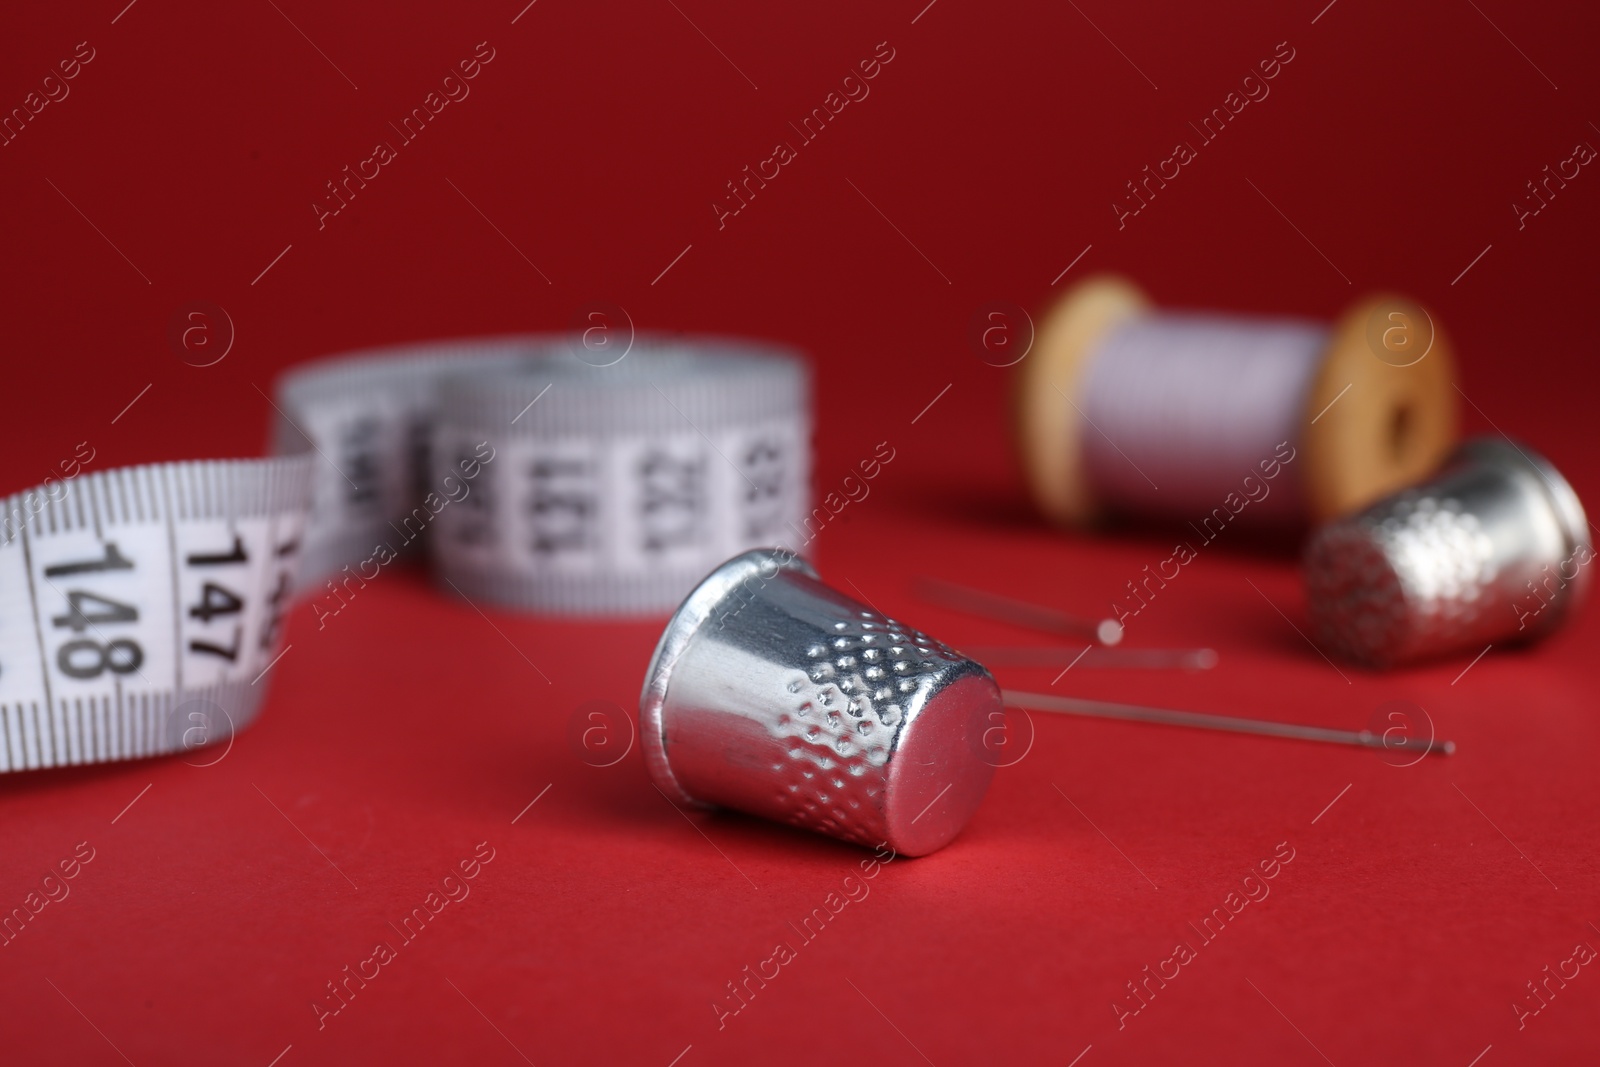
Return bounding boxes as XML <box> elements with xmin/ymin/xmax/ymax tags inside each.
<box><xmin>1015</xmin><ymin>274</ymin><xmax>1457</xmax><ymax>529</ymax></box>
<box><xmin>969</xmin><ymin>646</ymin><xmax>1217</xmax><ymax>670</ymax></box>
<box><xmin>428</xmin><ymin>342</ymin><xmax>809</xmax><ymax>614</ymax></box>
<box><xmin>1305</xmin><ymin>436</ymin><xmax>1591</xmax><ymax>667</ymax></box>
<box><xmin>0</xmin><ymin>458</ymin><xmax>313</xmax><ymax>772</ymax></box>
<box><xmin>916</xmin><ymin>575</ymin><xmax>1123</xmax><ymax>645</ymax></box>
<box><xmin>641</xmin><ymin>549</ymin><xmax>1001</xmax><ymax>856</ymax></box>
<box><xmin>0</xmin><ymin>336</ymin><xmax>811</xmax><ymax>772</ymax></box>
<box><xmin>1003</xmin><ymin>690</ymin><xmax>1455</xmax><ymax>757</ymax></box>
<box><xmin>276</xmin><ymin>335</ymin><xmax>811</xmax><ymax>613</ymax></box>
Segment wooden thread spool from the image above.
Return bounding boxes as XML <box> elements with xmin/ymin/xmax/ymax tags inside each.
<box><xmin>1015</xmin><ymin>275</ymin><xmax>1458</xmax><ymax>529</ymax></box>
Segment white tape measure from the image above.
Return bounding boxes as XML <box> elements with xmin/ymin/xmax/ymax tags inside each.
<box><xmin>1</xmin><ymin>336</ymin><xmax>811</xmax><ymax>772</ymax></box>
<box><xmin>0</xmin><ymin>458</ymin><xmax>312</xmax><ymax>772</ymax></box>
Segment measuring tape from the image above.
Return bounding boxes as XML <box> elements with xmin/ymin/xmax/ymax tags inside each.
<box><xmin>0</xmin><ymin>458</ymin><xmax>312</xmax><ymax>773</ymax></box>
<box><xmin>0</xmin><ymin>336</ymin><xmax>811</xmax><ymax>772</ymax></box>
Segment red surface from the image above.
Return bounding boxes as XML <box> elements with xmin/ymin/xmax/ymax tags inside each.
<box><xmin>3</xmin><ymin>0</ymin><xmax>1599</xmax><ymax>1063</ymax></box>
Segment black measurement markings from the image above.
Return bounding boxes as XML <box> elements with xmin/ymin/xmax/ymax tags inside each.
<box><xmin>17</xmin><ymin>520</ymin><xmax>56</xmax><ymax>765</ymax></box>
<box><xmin>452</xmin><ymin>442</ymin><xmax>496</xmax><ymax>549</ymax></box>
<box><xmin>529</xmin><ymin>455</ymin><xmax>598</xmax><ymax>557</ymax></box>
<box><xmin>259</xmin><ymin>526</ymin><xmax>299</xmax><ymax>653</ymax></box>
<box><xmin>185</xmin><ymin>533</ymin><xmax>249</xmax><ymax>663</ymax></box>
<box><xmin>740</xmin><ymin>436</ymin><xmax>789</xmax><ymax>540</ymax></box>
<box><xmin>46</xmin><ymin>542</ymin><xmax>143</xmax><ymax>680</ymax></box>
<box><xmin>638</xmin><ymin>448</ymin><xmax>707</xmax><ymax>553</ymax></box>
<box><xmin>340</xmin><ymin>417</ymin><xmax>382</xmax><ymax>509</ymax></box>
<box><xmin>160</xmin><ymin>466</ymin><xmax>184</xmax><ymax>695</ymax></box>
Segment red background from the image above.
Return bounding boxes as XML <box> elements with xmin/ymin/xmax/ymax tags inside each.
<box><xmin>3</xmin><ymin>0</ymin><xmax>1598</xmax><ymax>1063</ymax></box>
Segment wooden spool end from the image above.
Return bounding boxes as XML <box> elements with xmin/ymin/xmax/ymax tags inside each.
<box><xmin>1300</xmin><ymin>295</ymin><xmax>1458</xmax><ymax>522</ymax></box>
<box><xmin>1014</xmin><ymin>274</ymin><xmax>1149</xmax><ymax>527</ymax></box>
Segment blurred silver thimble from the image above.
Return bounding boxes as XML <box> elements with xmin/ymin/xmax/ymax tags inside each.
<box><xmin>640</xmin><ymin>549</ymin><xmax>1000</xmax><ymax>856</ymax></box>
<box><xmin>1305</xmin><ymin>437</ymin><xmax>1591</xmax><ymax>667</ymax></box>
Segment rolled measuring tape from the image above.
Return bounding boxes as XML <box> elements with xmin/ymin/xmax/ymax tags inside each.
<box><xmin>0</xmin><ymin>336</ymin><xmax>810</xmax><ymax>773</ymax></box>
<box><xmin>1015</xmin><ymin>275</ymin><xmax>1458</xmax><ymax>530</ymax></box>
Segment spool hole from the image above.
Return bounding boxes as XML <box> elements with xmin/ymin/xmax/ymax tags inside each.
<box><xmin>1388</xmin><ymin>402</ymin><xmax>1414</xmax><ymax>464</ymax></box>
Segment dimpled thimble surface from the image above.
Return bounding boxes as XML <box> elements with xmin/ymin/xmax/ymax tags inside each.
<box><xmin>1305</xmin><ymin>437</ymin><xmax>1591</xmax><ymax>667</ymax></box>
<box><xmin>640</xmin><ymin>549</ymin><xmax>1000</xmax><ymax>856</ymax></box>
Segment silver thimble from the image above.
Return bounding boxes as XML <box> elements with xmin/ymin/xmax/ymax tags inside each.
<box><xmin>640</xmin><ymin>549</ymin><xmax>1000</xmax><ymax>856</ymax></box>
<box><xmin>1305</xmin><ymin>437</ymin><xmax>1591</xmax><ymax>667</ymax></box>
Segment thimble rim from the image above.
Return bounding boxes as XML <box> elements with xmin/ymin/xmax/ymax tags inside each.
<box><xmin>1456</xmin><ymin>435</ymin><xmax>1593</xmax><ymax>623</ymax></box>
<box><xmin>1452</xmin><ymin>436</ymin><xmax>1591</xmax><ymax>561</ymax></box>
<box><xmin>638</xmin><ymin>548</ymin><xmax>820</xmax><ymax>807</ymax></box>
